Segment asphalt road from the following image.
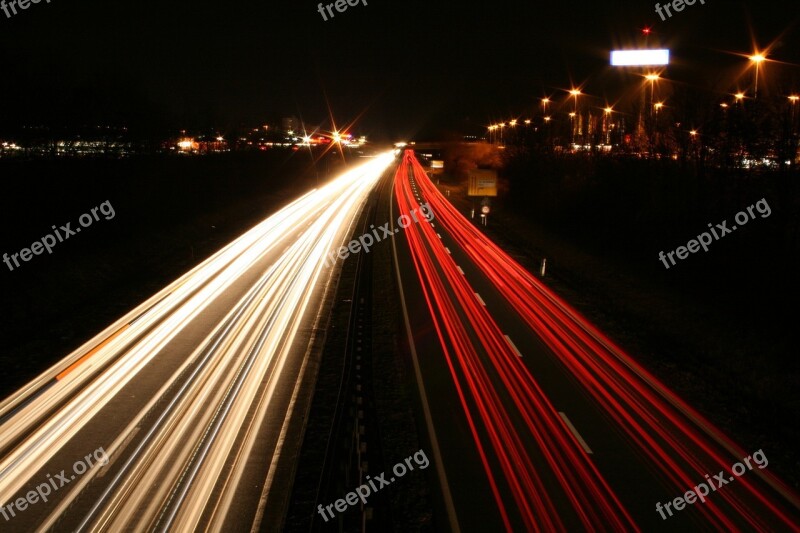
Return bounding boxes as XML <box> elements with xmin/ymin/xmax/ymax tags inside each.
<box><xmin>391</xmin><ymin>151</ymin><xmax>800</xmax><ymax>532</ymax></box>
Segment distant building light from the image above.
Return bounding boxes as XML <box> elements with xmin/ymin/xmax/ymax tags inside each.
<box><xmin>178</xmin><ymin>139</ymin><xmax>195</xmax><ymax>151</ymax></box>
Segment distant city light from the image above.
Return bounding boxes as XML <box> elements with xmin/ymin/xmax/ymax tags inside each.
<box><xmin>611</xmin><ymin>49</ymin><xmax>670</xmax><ymax>66</ymax></box>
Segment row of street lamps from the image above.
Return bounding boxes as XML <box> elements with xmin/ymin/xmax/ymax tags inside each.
<box><xmin>487</xmin><ymin>48</ymin><xmax>797</xmax><ymax>147</ymax></box>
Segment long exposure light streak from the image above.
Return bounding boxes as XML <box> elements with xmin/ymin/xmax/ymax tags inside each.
<box><xmin>0</xmin><ymin>152</ymin><xmax>395</xmax><ymax>531</ymax></box>
<box><xmin>400</xmin><ymin>150</ymin><xmax>800</xmax><ymax>530</ymax></box>
<box><xmin>395</xmin><ymin>152</ymin><xmax>636</xmax><ymax>531</ymax></box>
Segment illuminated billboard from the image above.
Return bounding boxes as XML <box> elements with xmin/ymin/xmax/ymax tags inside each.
<box><xmin>468</xmin><ymin>169</ymin><xmax>498</xmax><ymax>197</ymax></box>
<box><xmin>610</xmin><ymin>49</ymin><xmax>670</xmax><ymax>66</ymax></box>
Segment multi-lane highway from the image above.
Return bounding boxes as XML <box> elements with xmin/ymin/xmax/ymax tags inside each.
<box><xmin>392</xmin><ymin>150</ymin><xmax>800</xmax><ymax>531</ymax></box>
<box><xmin>0</xmin><ymin>152</ymin><xmax>395</xmax><ymax>532</ymax></box>
<box><xmin>1</xmin><ymin>148</ymin><xmax>798</xmax><ymax>532</ymax></box>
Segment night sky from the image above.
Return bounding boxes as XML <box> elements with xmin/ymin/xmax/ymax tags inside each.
<box><xmin>0</xmin><ymin>0</ymin><xmax>797</xmax><ymax>140</ymax></box>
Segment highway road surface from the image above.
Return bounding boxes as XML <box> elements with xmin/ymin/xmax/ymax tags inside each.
<box><xmin>2</xmin><ymin>147</ymin><xmax>798</xmax><ymax>532</ymax></box>
<box><xmin>0</xmin><ymin>152</ymin><xmax>395</xmax><ymax>532</ymax></box>
<box><xmin>391</xmin><ymin>150</ymin><xmax>800</xmax><ymax>532</ymax></box>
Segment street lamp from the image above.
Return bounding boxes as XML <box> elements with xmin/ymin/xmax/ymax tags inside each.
<box><xmin>569</xmin><ymin>90</ymin><xmax>581</xmax><ymax>145</ymax></box>
<box><xmin>569</xmin><ymin>112</ymin><xmax>576</xmax><ymax>145</ymax></box>
<box><xmin>749</xmin><ymin>53</ymin><xmax>766</xmax><ymax>99</ymax></box>
<box><xmin>645</xmin><ymin>73</ymin><xmax>660</xmax><ymax>115</ymax></box>
<box><xmin>541</xmin><ymin>97</ymin><xmax>550</xmax><ymax>116</ymax></box>
<box><xmin>569</xmin><ymin>89</ymin><xmax>581</xmax><ymax>113</ymax></box>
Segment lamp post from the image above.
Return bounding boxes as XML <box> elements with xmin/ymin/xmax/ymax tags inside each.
<box><xmin>569</xmin><ymin>89</ymin><xmax>581</xmax><ymax>113</ymax></box>
<box><xmin>569</xmin><ymin>112</ymin><xmax>576</xmax><ymax>146</ymax></box>
<box><xmin>569</xmin><ymin>89</ymin><xmax>581</xmax><ymax>145</ymax></box>
<box><xmin>749</xmin><ymin>53</ymin><xmax>766</xmax><ymax>99</ymax></box>
<box><xmin>604</xmin><ymin>106</ymin><xmax>613</xmax><ymax>145</ymax></box>
<box><xmin>645</xmin><ymin>74</ymin><xmax>660</xmax><ymax>116</ymax></box>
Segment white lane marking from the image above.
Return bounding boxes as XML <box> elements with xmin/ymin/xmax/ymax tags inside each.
<box><xmin>559</xmin><ymin>412</ymin><xmax>593</xmax><ymax>454</ymax></box>
<box><xmin>390</xmin><ymin>180</ymin><xmax>462</xmax><ymax>533</ymax></box>
<box><xmin>445</xmin><ymin>247</ymin><xmax>451</xmax><ymax>254</ymax></box>
<box><xmin>475</xmin><ymin>293</ymin><xmax>486</xmax><ymax>307</ymax></box>
<box><xmin>456</xmin><ymin>266</ymin><xmax>465</xmax><ymax>275</ymax></box>
<box><xmin>504</xmin><ymin>335</ymin><xmax>523</xmax><ymax>358</ymax></box>
<box><xmin>437</xmin><ymin>233</ymin><xmax>442</xmax><ymax>239</ymax></box>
